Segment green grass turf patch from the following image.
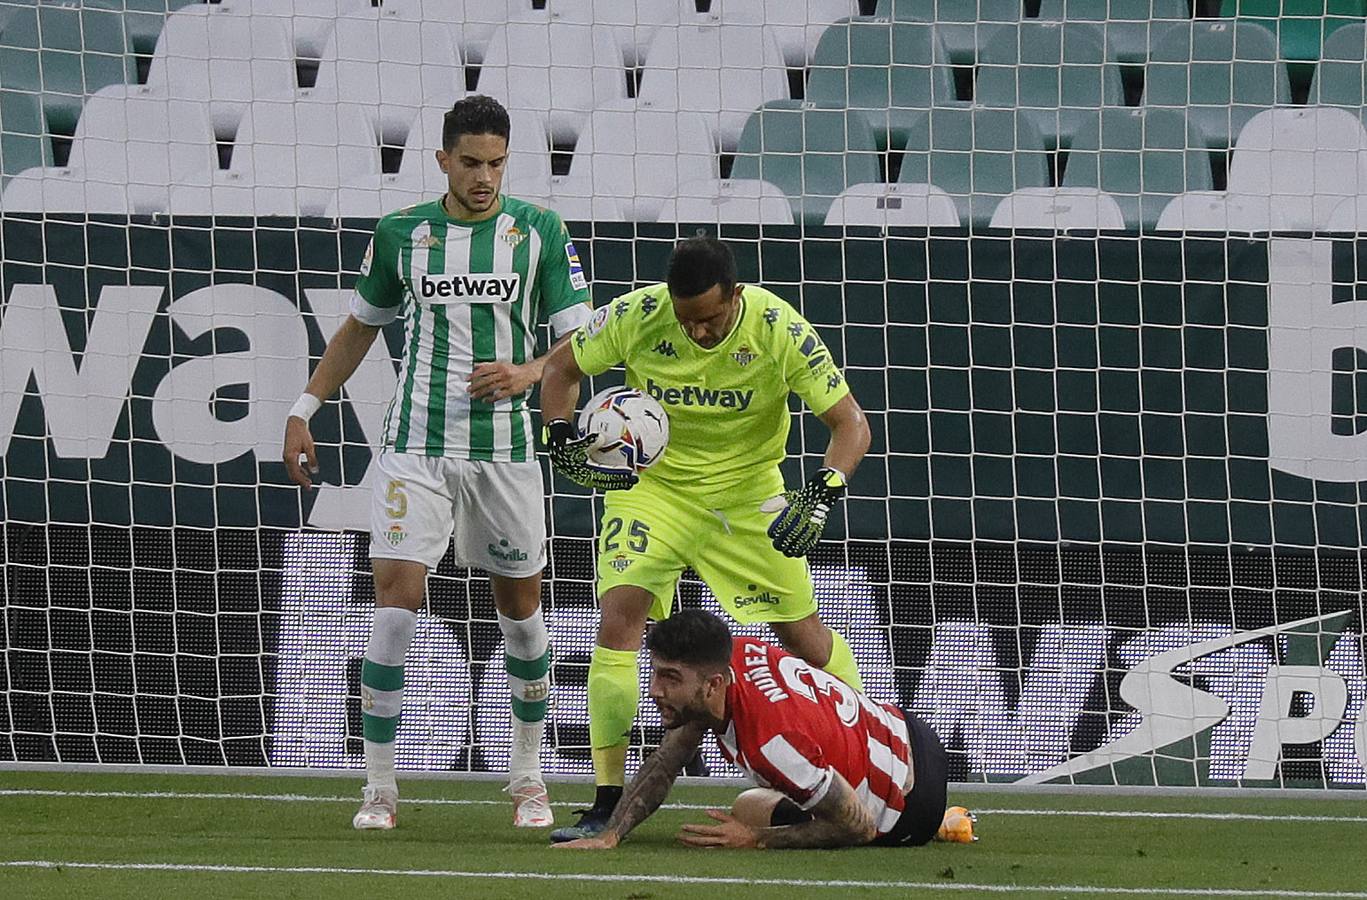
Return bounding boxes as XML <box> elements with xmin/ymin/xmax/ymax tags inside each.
<box><xmin>0</xmin><ymin>771</ymin><xmax>1363</xmax><ymax>899</ymax></box>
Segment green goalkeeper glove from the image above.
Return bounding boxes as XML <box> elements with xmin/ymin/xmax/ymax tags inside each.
<box><xmin>544</xmin><ymin>419</ymin><xmax>639</xmax><ymax>491</ymax></box>
<box><xmin>767</xmin><ymin>468</ymin><xmax>847</xmax><ymax>558</ymax></box>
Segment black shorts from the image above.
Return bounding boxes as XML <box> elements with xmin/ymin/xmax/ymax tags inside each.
<box><xmin>767</xmin><ymin>711</ymin><xmax>949</xmax><ymax>848</ymax></box>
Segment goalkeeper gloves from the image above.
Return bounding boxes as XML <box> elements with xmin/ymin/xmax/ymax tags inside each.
<box><xmin>767</xmin><ymin>467</ymin><xmax>847</xmax><ymax>558</ymax></box>
<box><xmin>544</xmin><ymin>419</ymin><xmax>639</xmax><ymax>491</ymax></box>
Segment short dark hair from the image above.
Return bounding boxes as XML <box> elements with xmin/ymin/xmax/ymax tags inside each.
<box><xmin>442</xmin><ymin>95</ymin><xmax>510</xmax><ymax>152</ymax></box>
<box><xmin>666</xmin><ymin>235</ymin><xmax>737</xmax><ymax>300</ymax></box>
<box><xmin>646</xmin><ymin>610</ymin><xmax>733</xmax><ymax>674</ymax></box>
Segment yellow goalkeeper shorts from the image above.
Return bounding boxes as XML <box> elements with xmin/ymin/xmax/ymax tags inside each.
<box><xmin>595</xmin><ymin>478</ymin><xmax>817</xmax><ymax>625</ymax></box>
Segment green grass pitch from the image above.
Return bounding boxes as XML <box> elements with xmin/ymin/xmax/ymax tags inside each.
<box><xmin>1</xmin><ymin>770</ymin><xmax>1364</xmax><ymax>899</ymax></box>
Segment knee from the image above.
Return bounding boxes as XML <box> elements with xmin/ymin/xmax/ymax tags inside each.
<box><xmin>731</xmin><ymin>788</ymin><xmax>783</xmax><ymax>829</ymax></box>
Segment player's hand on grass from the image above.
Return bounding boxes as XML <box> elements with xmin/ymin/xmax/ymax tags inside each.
<box><xmin>553</xmin><ymin>832</ymin><xmax>620</xmax><ymax>850</ymax></box>
<box><xmin>282</xmin><ymin>416</ymin><xmax>320</xmax><ymax>490</ymax></box>
<box><xmin>468</xmin><ymin>360</ymin><xmax>540</xmax><ymax>402</ymax></box>
<box><xmin>544</xmin><ymin>419</ymin><xmax>639</xmax><ymax>491</ymax></box>
<box><xmin>677</xmin><ymin>810</ymin><xmax>759</xmax><ymax>849</ymax></box>
<box><xmin>766</xmin><ymin>468</ymin><xmax>847</xmax><ymax>557</ymax></box>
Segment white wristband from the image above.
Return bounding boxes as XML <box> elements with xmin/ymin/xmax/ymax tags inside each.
<box><xmin>289</xmin><ymin>393</ymin><xmax>323</xmax><ymax>422</ymax></box>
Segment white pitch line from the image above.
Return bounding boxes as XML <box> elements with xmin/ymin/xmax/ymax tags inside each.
<box><xmin>3</xmin><ymin>788</ymin><xmax>1367</xmax><ymax>825</ymax></box>
<box><xmin>3</xmin><ymin>860</ymin><xmax>1367</xmax><ymax>899</ymax></box>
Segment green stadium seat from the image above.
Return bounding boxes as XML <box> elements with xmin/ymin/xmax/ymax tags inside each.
<box><xmin>85</xmin><ymin>0</ymin><xmax>207</xmax><ymax>57</ymax></box>
<box><xmin>0</xmin><ymin>88</ymin><xmax>52</xmax><ymax>180</ymax></box>
<box><xmin>1036</xmin><ymin>0</ymin><xmax>1192</xmax><ymax>63</ymax></box>
<box><xmin>975</xmin><ymin>21</ymin><xmax>1123</xmax><ymax>150</ymax></box>
<box><xmin>731</xmin><ymin>100</ymin><xmax>884</xmax><ymax>224</ymax></box>
<box><xmin>1144</xmin><ymin>20</ymin><xmax>1292</xmax><ymax>148</ymax></box>
<box><xmin>1220</xmin><ymin>0</ymin><xmax>1366</xmax><ymax>62</ymax></box>
<box><xmin>1060</xmin><ymin>107</ymin><xmax>1213</xmax><ymax>230</ymax></box>
<box><xmin>874</xmin><ymin>0</ymin><xmax>1023</xmax><ymax>62</ymax></box>
<box><xmin>898</xmin><ymin>106</ymin><xmax>1051</xmax><ymax>227</ymax></box>
<box><xmin>806</xmin><ymin>17</ymin><xmax>957</xmax><ymax>151</ymax></box>
<box><xmin>1309</xmin><ymin>22</ymin><xmax>1367</xmax><ymax>104</ymax></box>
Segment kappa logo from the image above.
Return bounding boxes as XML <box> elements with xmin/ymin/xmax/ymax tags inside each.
<box><xmin>414</xmin><ymin>233</ymin><xmax>442</xmax><ymax>249</ymax></box>
<box><xmin>732</xmin><ymin>345</ymin><xmax>756</xmax><ymax>366</ymax></box>
<box><xmin>1023</xmin><ymin>611</ymin><xmax>1362</xmax><ymax>785</ymax></box>
<box><xmin>652</xmin><ymin>339</ymin><xmax>677</xmax><ymax>357</ymax></box>
<box><xmin>418</xmin><ymin>273</ymin><xmax>520</xmax><ymax>304</ymax></box>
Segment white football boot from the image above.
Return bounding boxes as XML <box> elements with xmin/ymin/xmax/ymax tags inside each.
<box><xmin>352</xmin><ymin>784</ymin><xmax>397</xmax><ymax>830</ymax></box>
<box><xmin>508</xmin><ymin>774</ymin><xmax>554</xmax><ymax>828</ymax></box>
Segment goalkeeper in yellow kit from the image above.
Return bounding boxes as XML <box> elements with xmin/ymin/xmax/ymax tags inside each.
<box><xmin>539</xmin><ymin>236</ymin><xmax>872</xmax><ymax>841</ymax></box>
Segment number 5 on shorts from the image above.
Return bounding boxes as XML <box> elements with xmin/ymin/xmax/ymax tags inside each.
<box><xmin>384</xmin><ymin>480</ymin><xmax>408</xmax><ymax>519</ymax></box>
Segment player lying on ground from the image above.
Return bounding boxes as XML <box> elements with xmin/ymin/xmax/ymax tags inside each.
<box><xmin>556</xmin><ymin>610</ymin><xmax>976</xmax><ymax>850</ymax></box>
<box><xmin>539</xmin><ymin>236</ymin><xmax>873</xmax><ymax>840</ymax></box>
<box><xmin>283</xmin><ymin>95</ymin><xmax>593</xmax><ymax>831</ymax></box>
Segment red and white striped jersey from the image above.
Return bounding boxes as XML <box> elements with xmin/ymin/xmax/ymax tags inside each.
<box><xmin>715</xmin><ymin>638</ymin><xmax>913</xmax><ymax>835</ymax></box>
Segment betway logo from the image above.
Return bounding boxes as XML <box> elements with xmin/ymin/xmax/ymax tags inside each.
<box><xmin>418</xmin><ymin>273</ymin><xmax>519</xmax><ymax>303</ymax></box>
<box><xmin>645</xmin><ymin>377</ymin><xmax>753</xmax><ymax>410</ymax></box>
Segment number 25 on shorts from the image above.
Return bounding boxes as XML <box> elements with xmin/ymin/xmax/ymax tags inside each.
<box><xmin>602</xmin><ymin>517</ymin><xmax>650</xmax><ymax>553</ymax></box>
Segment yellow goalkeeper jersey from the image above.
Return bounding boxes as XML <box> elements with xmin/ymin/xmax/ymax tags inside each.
<box><xmin>571</xmin><ymin>283</ymin><xmax>850</xmax><ymax>504</ymax></box>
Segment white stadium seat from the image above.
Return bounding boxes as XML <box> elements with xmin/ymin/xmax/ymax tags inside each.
<box><xmin>552</xmin><ymin>104</ymin><xmax>717</xmax><ymax>221</ymax></box>
<box><xmin>638</xmin><ymin>23</ymin><xmax>788</xmax><ymax>153</ymax></box>
<box><xmin>310</xmin><ymin>16</ymin><xmax>464</xmax><ymax>144</ymax></box>
<box><xmin>3</xmin><ymin>85</ymin><xmax>216</xmax><ymax>214</ymax></box>
<box><xmin>476</xmin><ymin>21</ymin><xmax>629</xmax><ymax>145</ymax></box>
<box><xmin>826</xmin><ymin>183</ymin><xmax>964</xmax><ymax>227</ymax></box>
<box><xmin>379</xmin><ymin>0</ymin><xmax>547</xmax><ymax>64</ymax></box>
<box><xmin>711</xmin><ymin>0</ymin><xmax>861</xmax><ymax>68</ymax></box>
<box><xmin>143</xmin><ymin>6</ymin><xmax>296</xmax><ymax>138</ymax></box>
<box><xmin>217</xmin><ymin>0</ymin><xmax>376</xmax><ymax>59</ymax></box>
<box><xmin>658</xmin><ymin>177</ymin><xmax>796</xmax><ymax>224</ymax></box>
<box><xmin>211</xmin><ymin>98</ymin><xmax>381</xmax><ymax>216</ymax></box>
<box><xmin>541</xmin><ymin>0</ymin><xmax>694</xmax><ymax>66</ymax></box>
<box><xmin>988</xmin><ymin>187</ymin><xmax>1129</xmax><ymax>231</ymax></box>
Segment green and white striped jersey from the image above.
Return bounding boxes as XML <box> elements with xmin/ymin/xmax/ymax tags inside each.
<box><xmin>351</xmin><ymin>195</ymin><xmax>591</xmax><ymax>460</ymax></box>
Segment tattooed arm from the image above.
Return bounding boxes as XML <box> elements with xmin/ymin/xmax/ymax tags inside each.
<box><xmin>555</xmin><ymin>720</ymin><xmax>706</xmax><ymax>849</ymax></box>
<box><xmin>754</xmin><ymin>771</ymin><xmax>876</xmax><ymax>849</ymax></box>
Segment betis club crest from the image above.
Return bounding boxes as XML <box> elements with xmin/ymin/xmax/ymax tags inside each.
<box><xmin>732</xmin><ymin>345</ymin><xmax>756</xmax><ymax>366</ymax></box>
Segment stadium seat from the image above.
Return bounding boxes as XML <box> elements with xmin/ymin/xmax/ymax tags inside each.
<box><xmin>83</xmin><ymin>0</ymin><xmax>207</xmax><ymax>57</ymax></box>
<box><xmin>1144</xmin><ymin>20</ymin><xmax>1292</xmax><ymax>149</ymax></box>
<box><xmin>143</xmin><ymin>9</ymin><xmax>296</xmax><ymax>139</ymax></box>
<box><xmin>1323</xmin><ymin>192</ymin><xmax>1367</xmax><ymax>230</ymax></box>
<box><xmin>212</xmin><ymin>97</ymin><xmax>381</xmax><ymax>216</ymax></box>
<box><xmin>657</xmin><ymin>177</ymin><xmax>796</xmax><ymax>224</ymax></box>
<box><xmin>975</xmin><ymin>21</ymin><xmax>1123</xmax><ymax>151</ymax></box>
<box><xmin>310</xmin><ymin>16</ymin><xmax>464</xmax><ymax>146</ymax></box>
<box><xmin>730</xmin><ymin>101</ymin><xmax>883</xmax><ymax>224</ymax></box>
<box><xmin>875</xmin><ymin>0</ymin><xmax>1024</xmax><ymax>62</ymax></box>
<box><xmin>0</xmin><ymin>1</ymin><xmax>136</xmax><ymax>136</ymax></box>
<box><xmin>823</xmin><ymin>183</ymin><xmax>961</xmax><ymax>227</ymax></box>
<box><xmin>711</xmin><ymin>0</ymin><xmax>862</xmax><ymax>68</ymax></box>
<box><xmin>552</xmin><ymin>105</ymin><xmax>717</xmax><ymax>222</ymax></box>
<box><xmin>637</xmin><ymin>22</ymin><xmax>789</xmax><ymax>153</ymax></box>
<box><xmin>476</xmin><ymin>21</ymin><xmax>628</xmax><ymax>145</ymax></box>
<box><xmin>988</xmin><ymin>188</ymin><xmax>1129</xmax><ymax>230</ymax></box>
<box><xmin>1221</xmin><ymin>0</ymin><xmax>1366</xmax><ymax>62</ymax></box>
<box><xmin>379</xmin><ymin>0</ymin><xmax>547</xmax><ymax>65</ymax></box>
<box><xmin>1310</xmin><ymin>23</ymin><xmax>1367</xmax><ymax>105</ymax></box>
<box><xmin>541</xmin><ymin>0</ymin><xmax>691</xmax><ymax>67</ymax></box>
<box><xmin>898</xmin><ymin>106</ymin><xmax>1052</xmax><ymax>227</ymax></box>
<box><xmin>1036</xmin><ymin>0</ymin><xmax>1191</xmax><ymax>63</ymax></box>
<box><xmin>217</xmin><ymin>0</ymin><xmax>376</xmax><ymax>59</ymax></box>
<box><xmin>1058</xmin><ymin>107</ymin><xmax>1212</xmax><ymax>230</ymax></box>
<box><xmin>0</xmin><ymin>88</ymin><xmax>51</xmax><ymax>178</ymax></box>
<box><xmin>806</xmin><ymin>18</ymin><xmax>957</xmax><ymax>151</ymax></box>
<box><xmin>4</xmin><ymin>84</ymin><xmax>216</xmax><ymax>214</ymax></box>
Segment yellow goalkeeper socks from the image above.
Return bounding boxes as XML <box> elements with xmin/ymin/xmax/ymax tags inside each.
<box><xmin>823</xmin><ymin>629</ymin><xmax>863</xmax><ymax>692</ymax></box>
<box><xmin>588</xmin><ymin>645</ymin><xmax>639</xmax><ymax>788</ymax></box>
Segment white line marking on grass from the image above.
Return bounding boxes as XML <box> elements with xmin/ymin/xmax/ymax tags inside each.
<box><xmin>2</xmin><ymin>860</ymin><xmax>1366</xmax><ymax>898</ymax></box>
<box><xmin>4</xmin><ymin>789</ymin><xmax>1367</xmax><ymax>825</ymax></box>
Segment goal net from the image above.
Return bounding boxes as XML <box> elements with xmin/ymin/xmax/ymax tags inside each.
<box><xmin>2</xmin><ymin>0</ymin><xmax>1365</xmax><ymax>790</ymax></box>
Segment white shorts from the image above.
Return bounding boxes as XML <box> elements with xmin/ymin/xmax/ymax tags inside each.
<box><xmin>368</xmin><ymin>450</ymin><xmax>547</xmax><ymax>577</ymax></box>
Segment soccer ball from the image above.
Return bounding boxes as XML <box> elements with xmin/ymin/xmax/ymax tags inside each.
<box><xmin>577</xmin><ymin>386</ymin><xmax>670</xmax><ymax>473</ymax></box>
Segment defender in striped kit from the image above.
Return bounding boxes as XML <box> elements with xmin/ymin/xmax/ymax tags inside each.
<box><xmin>555</xmin><ymin>611</ymin><xmax>974</xmax><ymax>851</ymax></box>
<box><xmin>283</xmin><ymin>96</ymin><xmax>592</xmax><ymax>832</ymax></box>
